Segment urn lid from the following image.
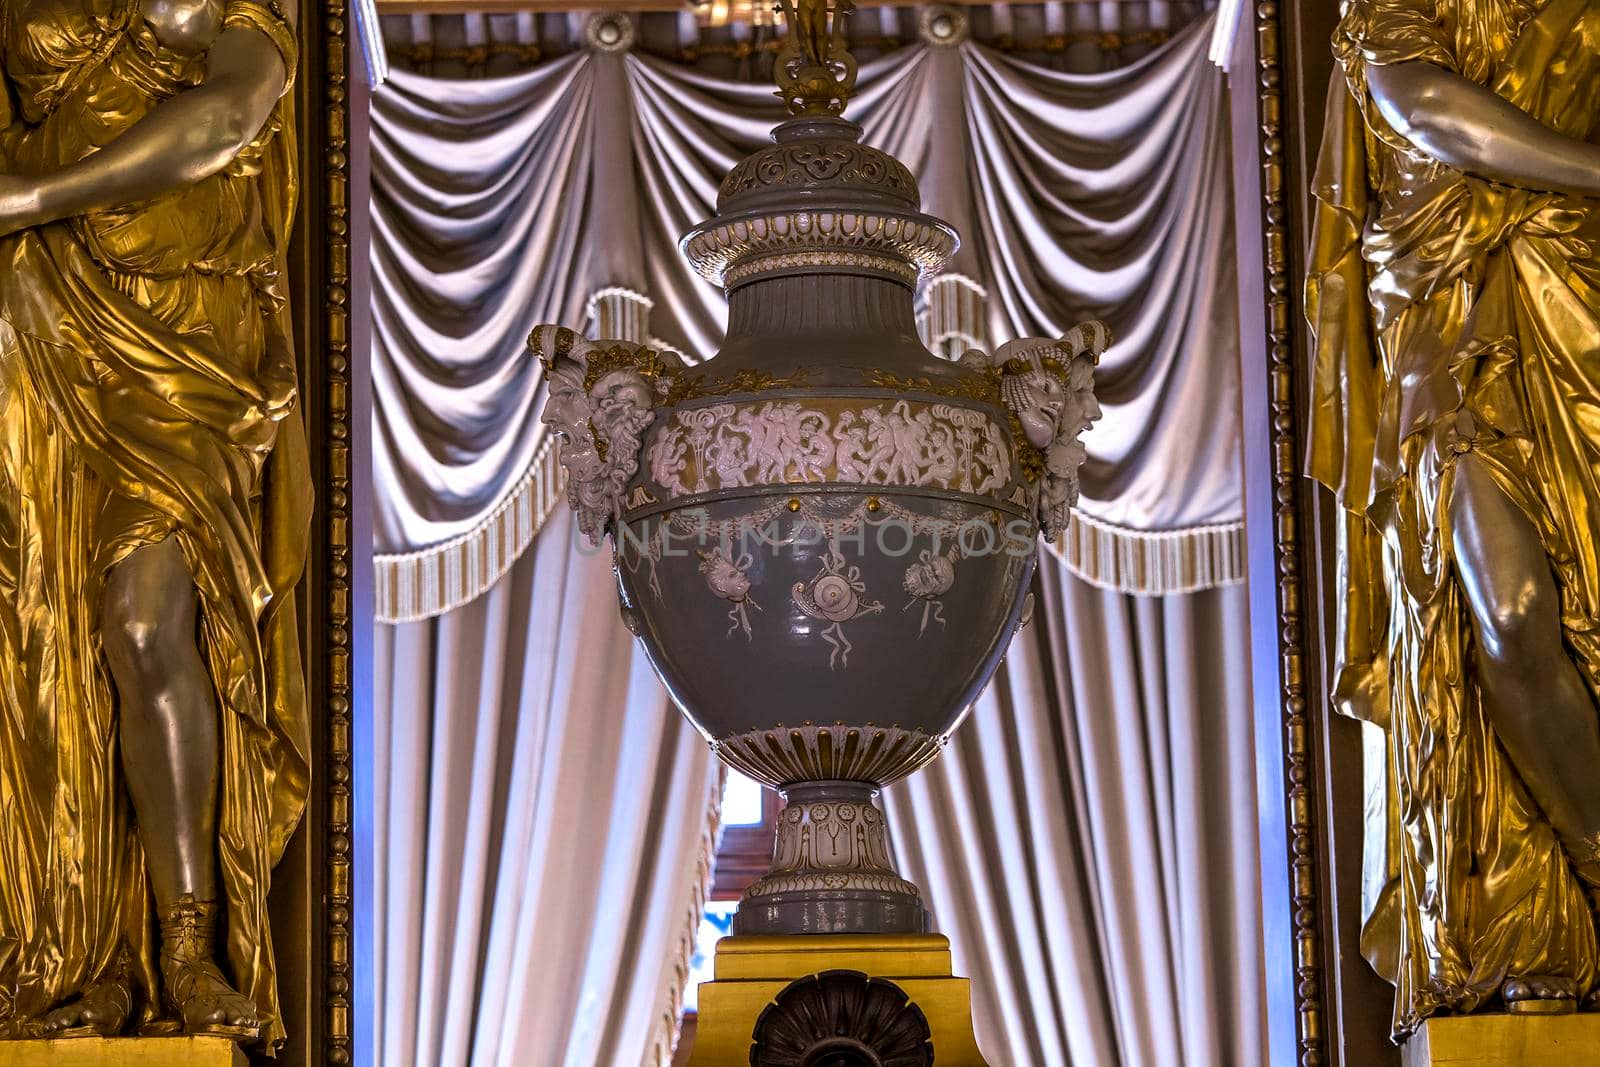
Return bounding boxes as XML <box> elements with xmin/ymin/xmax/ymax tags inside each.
<box><xmin>716</xmin><ymin>118</ymin><xmax>921</xmax><ymax>216</ymax></box>
<box><xmin>681</xmin><ymin>117</ymin><xmax>958</xmax><ymax>290</ymax></box>
<box><xmin>680</xmin><ymin>10</ymin><xmax>958</xmax><ymax>293</ymax></box>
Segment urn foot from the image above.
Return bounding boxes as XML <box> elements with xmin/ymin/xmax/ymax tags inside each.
<box><xmin>735</xmin><ymin>780</ymin><xmax>929</xmax><ymax>936</ymax></box>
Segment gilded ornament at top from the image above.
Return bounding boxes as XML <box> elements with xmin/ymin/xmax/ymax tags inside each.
<box><xmin>774</xmin><ymin>0</ymin><xmax>858</xmax><ymax>117</ymax></box>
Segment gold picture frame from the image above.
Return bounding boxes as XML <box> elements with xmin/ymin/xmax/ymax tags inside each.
<box><xmin>276</xmin><ymin>3</ymin><xmax>360</xmax><ymax>1065</ymax></box>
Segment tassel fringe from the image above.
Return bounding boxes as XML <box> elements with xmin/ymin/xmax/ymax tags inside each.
<box><xmin>378</xmin><ymin>288</ymin><xmax>1242</xmax><ymax>621</ymax></box>
<box><xmin>652</xmin><ymin>763</ymin><xmax>726</xmax><ymax>1067</ymax></box>
<box><xmin>374</xmin><ymin>436</ymin><xmax>566</xmax><ymax>623</ymax></box>
<box><xmin>1053</xmin><ymin>511</ymin><xmax>1246</xmax><ymax>596</ymax></box>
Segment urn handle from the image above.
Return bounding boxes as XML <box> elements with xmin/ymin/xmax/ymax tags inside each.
<box><xmin>981</xmin><ymin>320</ymin><xmax>1109</xmax><ymax>541</ymax></box>
<box><xmin>530</xmin><ymin>324</ymin><xmax>683</xmax><ymax>546</ymax></box>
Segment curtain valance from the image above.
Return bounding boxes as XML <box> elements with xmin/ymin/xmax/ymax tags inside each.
<box><xmin>372</xmin><ymin>13</ymin><xmax>1241</xmax><ymax>622</ymax></box>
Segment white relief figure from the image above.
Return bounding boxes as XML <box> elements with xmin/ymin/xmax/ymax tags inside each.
<box><xmin>926</xmin><ymin>405</ymin><xmax>967</xmax><ymax>490</ymax></box>
<box><xmin>532</xmin><ymin>326</ymin><xmax>675</xmax><ymax>545</ymax></box>
<box><xmin>791</xmin><ymin>550</ymin><xmax>884</xmax><ymax>669</ymax></box>
<box><xmin>883</xmin><ymin>401</ymin><xmax>928</xmax><ymax>485</ymax></box>
<box><xmin>917</xmin><ymin>407</ymin><xmax>959</xmax><ymax>487</ymax></box>
<box><xmin>650</xmin><ymin>423</ymin><xmax>689</xmax><ymax>491</ymax></box>
<box><xmin>707</xmin><ymin>412</ymin><xmax>755</xmax><ymax>488</ymax></box>
<box><xmin>857</xmin><ymin>407</ymin><xmax>898</xmax><ymax>484</ymax></box>
<box><xmin>699</xmin><ymin>547</ymin><xmax>762</xmax><ymax>639</ymax></box>
<box><xmin>834</xmin><ymin>410</ymin><xmax>872</xmax><ymax>482</ymax></box>
<box><xmin>990</xmin><ymin>321</ymin><xmax>1108</xmax><ymax>540</ymax></box>
<box><xmin>788</xmin><ymin>408</ymin><xmax>837</xmax><ymax>483</ymax></box>
<box><xmin>731</xmin><ymin>402</ymin><xmax>787</xmax><ymax>484</ymax></box>
<box><xmin>902</xmin><ymin>547</ymin><xmax>957</xmax><ymax>637</ymax></box>
<box><xmin>934</xmin><ymin>404</ymin><xmax>1009</xmax><ymax>495</ymax></box>
<box><xmin>649</xmin><ymin>399</ymin><xmax>1017</xmax><ymax>499</ymax></box>
<box><xmin>970</xmin><ymin>417</ymin><xmax>1011</xmax><ymax>495</ymax></box>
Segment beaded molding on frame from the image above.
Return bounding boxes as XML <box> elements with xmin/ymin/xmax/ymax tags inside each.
<box><xmin>1252</xmin><ymin>2</ymin><xmax>1328</xmax><ymax>1064</ymax></box>
<box><xmin>317</xmin><ymin>1</ymin><xmax>355</xmax><ymax>1063</ymax></box>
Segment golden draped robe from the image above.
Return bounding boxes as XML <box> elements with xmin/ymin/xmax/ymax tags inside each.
<box><xmin>0</xmin><ymin>0</ymin><xmax>310</xmax><ymax>1048</ymax></box>
<box><xmin>1307</xmin><ymin>0</ymin><xmax>1600</xmax><ymax>1037</ymax></box>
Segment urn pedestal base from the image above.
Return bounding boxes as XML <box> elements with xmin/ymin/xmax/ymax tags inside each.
<box><xmin>735</xmin><ymin>780</ymin><xmax>929</xmax><ymax>936</ymax></box>
<box><xmin>688</xmin><ymin>934</ymin><xmax>990</xmax><ymax>1067</ymax></box>
<box><xmin>1401</xmin><ymin>1013</ymin><xmax>1600</xmax><ymax>1066</ymax></box>
<box><xmin>0</xmin><ymin>1037</ymin><xmax>246</xmax><ymax>1067</ymax></box>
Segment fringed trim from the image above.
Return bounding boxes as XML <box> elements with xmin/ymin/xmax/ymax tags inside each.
<box><xmin>375</xmin><ymin>453</ymin><xmax>1246</xmax><ymax>618</ymax></box>
<box><xmin>650</xmin><ymin>762</ymin><xmax>727</xmax><ymax>1067</ymax></box>
<box><xmin>373</xmin><ymin>436</ymin><xmax>566</xmax><ymax>623</ymax></box>
<box><xmin>1053</xmin><ymin>511</ymin><xmax>1246</xmax><ymax>596</ymax></box>
<box><xmin>376</xmin><ymin>284</ymin><xmax>655</xmax><ymax>624</ymax></box>
<box><xmin>588</xmin><ymin>285</ymin><xmax>654</xmax><ymax>341</ymax></box>
<box><xmin>919</xmin><ymin>272</ymin><xmax>988</xmax><ymax>359</ymax></box>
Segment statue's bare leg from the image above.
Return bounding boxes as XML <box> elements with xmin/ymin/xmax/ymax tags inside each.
<box><xmin>1449</xmin><ymin>455</ymin><xmax>1600</xmax><ymax>872</ymax></box>
<box><xmin>105</xmin><ymin>539</ymin><xmax>218</xmax><ymax>909</ymax></box>
<box><xmin>1451</xmin><ymin>455</ymin><xmax>1600</xmax><ymax>1008</ymax></box>
<box><xmin>103</xmin><ymin>537</ymin><xmax>259</xmax><ymax>1039</ymax></box>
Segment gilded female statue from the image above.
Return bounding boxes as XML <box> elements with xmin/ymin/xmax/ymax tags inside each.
<box><xmin>1308</xmin><ymin>0</ymin><xmax>1600</xmax><ymax>1035</ymax></box>
<box><xmin>0</xmin><ymin>0</ymin><xmax>309</xmax><ymax>1049</ymax></box>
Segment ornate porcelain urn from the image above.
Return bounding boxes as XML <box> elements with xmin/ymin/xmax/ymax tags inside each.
<box><xmin>533</xmin><ymin>0</ymin><xmax>1103</xmax><ymax>939</ymax></box>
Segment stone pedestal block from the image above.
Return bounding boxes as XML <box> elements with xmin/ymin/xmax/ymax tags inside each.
<box><xmin>1402</xmin><ymin>1013</ymin><xmax>1600</xmax><ymax>1066</ymax></box>
<box><xmin>690</xmin><ymin>933</ymin><xmax>989</xmax><ymax>1067</ymax></box>
<box><xmin>0</xmin><ymin>1037</ymin><xmax>245</xmax><ymax>1067</ymax></box>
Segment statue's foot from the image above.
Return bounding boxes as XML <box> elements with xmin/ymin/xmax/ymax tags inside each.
<box><xmin>157</xmin><ymin>897</ymin><xmax>261</xmax><ymax>1043</ymax></box>
<box><xmin>159</xmin><ymin>955</ymin><xmax>261</xmax><ymax>1041</ymax></box>
<box><xmin>33</xmin><ymin>973</ymin><xmax>136</xmax><ymax>1039</ymax></box>
<box><xmin>1504</xmin><ymin>975</ymin><xmax>1579</xmax><ymax>1015</ymax></box>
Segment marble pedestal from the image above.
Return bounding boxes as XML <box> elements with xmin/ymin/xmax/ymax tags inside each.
<box><xmin>690</xmin><ymin>933</ymin><xmax>989</xmax><ymax>1067</ymax></box>
<box><xmin>1402</xmin><ymin>1013</ymin><xmax>1600</xmax><ymax>1066</ymax></box>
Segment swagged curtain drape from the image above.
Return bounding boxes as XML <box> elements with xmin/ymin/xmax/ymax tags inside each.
<box><xmin>370</xmin><ymin>8</ymin><xmax>1262</xmax><ymax>1067</ymax></box>
<box><xmin>373</xmin><ymin>7</ymin><xmax>1242</xmax><ymax>623</ymax></box>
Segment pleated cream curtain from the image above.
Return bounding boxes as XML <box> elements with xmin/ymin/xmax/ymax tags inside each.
<box><xmin>887</xmin><ymin>556</ymin><xmax>1265</xmax><ymax>1066</ymax></box>
<box><xmin>369</xmin><ymin>8</ymin><xmax>1263</xmax><ymax>1067</ymax></box>
<box><xmin>374</xmin><ymin>509</ymin><xmax>721</xmax><ymax>1067</ymax></box>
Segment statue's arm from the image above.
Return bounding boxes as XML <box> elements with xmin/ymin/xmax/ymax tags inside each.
<box><xmin>1366</xmin><ymin>59</ymin><xmax>1600</xmax><ymax>196</ymax></box>
<box><xmin>0</xmin><ymin>4</ymin><xmax>293</xmax><ymax>236</ymax></box>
